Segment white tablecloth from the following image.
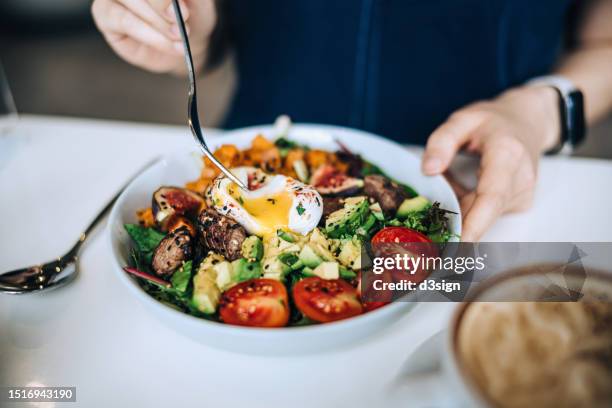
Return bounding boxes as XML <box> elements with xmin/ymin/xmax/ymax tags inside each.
<box><xmin>1</xmin><ymin>116</ymin><xmax>611</xmax><ymax>407</ymax></box>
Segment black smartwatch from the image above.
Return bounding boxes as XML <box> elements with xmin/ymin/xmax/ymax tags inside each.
<box><xmin>527</xmin><ymin>76</ymin><xmax>586</xmax><ymax>155</ymax></box>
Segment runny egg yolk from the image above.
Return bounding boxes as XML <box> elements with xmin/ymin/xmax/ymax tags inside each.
<box><xmin>229</xmin><ymin>184</ymin><xmax>293</xmax><ymax>236</ymax></box>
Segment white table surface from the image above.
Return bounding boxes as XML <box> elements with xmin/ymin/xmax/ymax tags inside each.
<box><xmin>1</xmin><ymin>116</ymin><xmax>611</xmax><ymax>408</ymax></box>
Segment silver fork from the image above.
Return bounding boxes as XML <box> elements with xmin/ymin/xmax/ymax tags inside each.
<box><xmin>0</xmin><ymin>158</ymin><xmax>161</xmax><ymax>294</ymax></box>
<box><xmin>171</xmin><ymin>0</ymin><xmax>247</xmax><ymax>190</ymax></box>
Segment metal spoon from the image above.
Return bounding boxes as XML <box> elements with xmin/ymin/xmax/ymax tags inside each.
<box><xmin>171</xmin><ymin>0</ymin><xmax>248</xmax><ymax>190</ymax></box>
<box><xmin>0</xmin><ymin>158</ymin><xmax>161</xmax><ymax>294</ymax></box>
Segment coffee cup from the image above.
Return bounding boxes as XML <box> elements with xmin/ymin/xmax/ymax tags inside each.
<box><xmin>388</xmin><ymin>263</ymin><xmax>612</xmax><ymax>408</ymax></box>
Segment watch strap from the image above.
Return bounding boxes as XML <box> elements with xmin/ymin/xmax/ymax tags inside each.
<box><xmin>527</xmin><ymin>75</ymin><xmax>586</xmax><ymax>155</ymax></box>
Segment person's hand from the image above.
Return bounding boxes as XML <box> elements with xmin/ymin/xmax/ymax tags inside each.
<box><xmin>92</xmin><ymin>0</ymin><xmax>216</xmax><ymax>74</ymax></box>
<box><xmin>421</xmin><ymin>86</ymin><xmax>561</xmax><ymax>241</ymax></box>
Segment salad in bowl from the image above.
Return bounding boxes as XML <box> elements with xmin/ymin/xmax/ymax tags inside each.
<box><xmin>118</xmin><ymin>124</ymin><xmax>457</xmax><ymax>330</ymax></box>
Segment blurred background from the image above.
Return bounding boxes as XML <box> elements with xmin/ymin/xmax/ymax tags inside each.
<box><xmin>1</xmin><ymin>1</ymin><xmax>610</xmax><ymax>157</ymax></box>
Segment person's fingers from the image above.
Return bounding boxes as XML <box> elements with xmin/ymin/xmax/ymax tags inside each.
<box><xmin>460</xmin><ymin>139</ymin><xmax>519</xmax><ymax>241</ymax></box>
<box><xmin>509</xmin><ymin>189</ymin><xmax>534</xmax><ymax>212</ymax></box>
<box><xmin>459</xmin><ymin>191</ymin><xmax>476</xmax><ymax>216</ymax></box>
<box><xmin>422</xmin><ymin>111</ymin><xmax>483</xmax><ymax>176</ymax></box>
<box><xmin>161</xmin><ymin>0</ymin><xmax>190</xmax><ymax>22</ymax></box>
<box><xmin>148</xmin><ymin>0</ymin><xmax>173</xmax><ymax>16</ymax></box>
<box><xmin>108</xmin><ymin>36</ymin><xmax>181</xmax><ymax>72</ymax></box>
<box><xmin>101</xmin><ymin>2</ymin><xmax>182</xmax><ymax>54</ymax></box>
<box><xmin>443</xmin><ymin>170</ymin><xmax>470</xmax><ymax>199</ymax></box>
<box><xmin>117</xmin><ymin>0</ymin><xmax>179</xmax><ymax>40</ymax></box>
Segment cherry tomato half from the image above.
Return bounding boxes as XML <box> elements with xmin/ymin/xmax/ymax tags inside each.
<box><xmin>293</xmin><ymin>277</ymin><xmax>363</xmax><ymax>323</ymax></box>
<box><xmin>370</xmin><ymin>227</ymin><xmax>436</xmax><ymax>286</ymax></box>
<box><xmin>357</xmin><ymin>271</ymin><xmax>392</xmax><ymax>312</ymax></box>
<box><xmin>219</xmin><ymin>279</ymin><xmax>289</xmax><ymax>327</ymax></box>
<box><xmin>371</xmin><ymin>226</ymin><xmax>432</xmax><ymax>244</ymax></box>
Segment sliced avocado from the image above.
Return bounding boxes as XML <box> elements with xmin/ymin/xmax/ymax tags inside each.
<box><xmin>278</xmin><ymin>252</ymin><xmax>300</xmax><ymax>267</ymax></box>
<box><xmin>324</xmin><ymin>196</ymin><xmax>371</xmax><ymax>239</ymax></box>
<box><xmin>214</xmin><ymin>261</ymin><xmax>233</xmax><ymax>291</ymax></box>
<box><xmin>369</xmin><ymin>202</ymin><xmax>385</xmax><ymax>221</ymax></box>
<box><xmin>387</xmin><ymin>218</ymin><xmax>403</xmax><ymax>226</ymax></box>
<box><xmin>339</xmin><ymin>266</ymin><xmax>357</xmax><ymax>279</ymax></box>
<box><xmin>241</xmin><ymin>236</ymin><xmax>263</xmax><ymax>261</ymax></box>
<box><xmin>262</xmin><ymin>258</ymin><xmax>291</xmax><ymax>280</ymax></box>
<box><xmin>356</xmin><ymin>213</ymin><xmax>377</xmax><ymax>236</ymax></box>
<box><xmin>192</xmin><ymin>272</ymin><xmax>220</xmax><ymax>314</ymax></box>
<box><xmin>277</xmin><ymin>229</ymin><xmax>296</xmax><ymax>243</ymax></box>
<box><xmin>301</xmin><ymin>267</ymin><xmax>315</xmax><ymax>276</ymax></box>
<box><xmin>231</xmin><ymin>258</ymin><xmax>262</xmax><ymax>282</ymax></box>
<box><xmin>337</xmin><ymin>239</ymin><xmax>362</xmax><ymax>270</ymax></box>
<box><xmin>192</xmin><ymin>259</ymin><xmax>222</xmax><ymax>314</ymax></box>
<box><xmin>312</xmin><ymin>262</ymin><xmax>340</xmax><ymax>280</ymax></box>
<box><xmin>263</xmin><ymin>235</ymin><xmax>301</xmax><ymax>262</ymax></box>
<box><xmin>397</xmin><ymin>196</ymin><xmax>431</xmax><ymax>218</ymax></box>
<box><xmin>308</xmin><ymin>229</ymin><xmax>336</xmax><ymax>261</ymax></box>
<box><xmin>199</xmin><ymin>253</ymin><xmax>226</xmax><ymax>270</ymax></box>
<box><xmin>299</xmin><ymin>244</ymin><xmax>323</xmax><ymax>268</ymax></box>
<box><xmin>309</xmin><ymin>228</ymin><xmax>331</xmax><ymax>249</ymax></box>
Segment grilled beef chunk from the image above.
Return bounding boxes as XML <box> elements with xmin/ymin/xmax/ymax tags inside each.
<box><xmin>151</xmin><ymin>227</ymin><xmax>193</xmax><ymax>277</ymax></box>
<box><xmin>363</xmin><ymin>175</ymin><xmax>407</xmax><ymax>214</ymax></box>
<box><xmin>166</xmin><ymin>215</ymin><xmax>196</xmax><ymax>237</ymax></box>
<box><xmin>152</xmin><ymin>187</ymin><xmax>204</xmax><ymax>231</ymax></box>
<box><xmin>197</xmin><ymin>208</ymin><xmax>247</xmax><ymax>261</ymax></box>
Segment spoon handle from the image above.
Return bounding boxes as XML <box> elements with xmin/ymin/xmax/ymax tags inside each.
<box><xmin>0</xmin><ymin>158</ymin><xmax>161</xmax><ymax>294</ymax></box>
<box><xmin>68</xmin><ymin>157</ymin><xmax>163</xmax><ymax>257</ymax></box>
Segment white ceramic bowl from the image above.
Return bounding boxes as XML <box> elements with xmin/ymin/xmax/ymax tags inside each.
<box><xmin>107</xmin><ymin>124</ymin><xmax>461</xmax><ymax>354</ymax></box>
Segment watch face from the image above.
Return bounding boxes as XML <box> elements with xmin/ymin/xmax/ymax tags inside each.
<box><xmin>567</xmin><ymin>90</ymin><xmax>586</xmax><ymax>146</ymax></box>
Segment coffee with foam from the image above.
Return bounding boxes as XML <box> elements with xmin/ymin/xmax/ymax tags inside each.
<box><xmin>456</xmin><ymin>266</ymin><xmax>612</xmax><ymax>408</ymax></box>
<box><xmin>458</xmin><ymin>301</ymin><xmax>612</xmax><ymax>407</ymax></box>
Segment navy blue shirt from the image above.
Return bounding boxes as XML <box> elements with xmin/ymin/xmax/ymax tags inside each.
<box><xmin>221</xmin><ymin>0</ymin><xmax>572</xmax><ymax>144</ymax></box>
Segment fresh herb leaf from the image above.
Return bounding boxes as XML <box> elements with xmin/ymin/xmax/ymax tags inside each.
<box><xmin>286</xmin><ymin>270</ymin><xmax>304</xmax><ymax>289</ymax></box>
<box><xmin>124</xmin><ymin>266</ymin><xmax>170</xmax><ymax>288</ymax></box>
<box><xmin>171</xmin><ymin>260</ymin><xmax>193</xmax><ymax>293</ymax></box>
<box><xmin>140</xmin><ymin>279</ymin><xmax>213</xmax><ymax>318</ymax></box>
<box><xmin>399</xmin><ymin>183</ymin><xmax>419</xmax><ymax>199</ymax></box>
<box><xmin>360</xmin><ymin>161</ymin><xmax>384</xmax><ymax>176</ymax></box>
<box><xmin>361</xmin><ymin>160</ymin><xmax>418</xmax><ymax>198</ymax></box>
<box><xmin>130</xmin><ymin>248</ymin><xmax>150</xmax><ymax>273</ymax></box>
<box><xmin>275</xmin><ymin>138</ymin><xmax>301</xmax><ymax>158</ymax></box>
<box><xmin>296</xmin><ymin>202</ymin><xmax>306</xmax><ymax>216</ymax></box>
<box><xmin>399</xmin><ymin>202</ymin><xmax>456</xmax><ymax>243</ymax></box>
<box><xmin>124</xmin><ymin>224</ymin><xmax>165</xmax><ymax>262</ymax></box>
<box><xmin>292</xmin><ymin>315</ymin><xmax>317</xmax><ymax>326</ymax></box>
<box><xmin>274</xmin><ymin>137</ymin><xmax>299</xmax><ymax>149</ymax></box>
<box><xmin>386</xmin><ymin>218</ymin><xmax>403</xmax><ymax>227</ymax></box>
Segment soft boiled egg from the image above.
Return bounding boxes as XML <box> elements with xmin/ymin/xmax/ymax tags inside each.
<box><xmin>209</xmin><ymin>167</ymin><xmax>323</xmax><ymax>237</ymax></box>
